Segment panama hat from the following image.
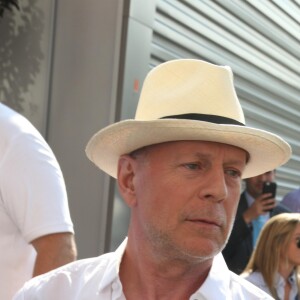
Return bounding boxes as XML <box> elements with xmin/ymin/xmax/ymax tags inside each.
<box><xmin>86</xmin><ymin>59</ymin><xmax>291</xmax><ymax>179</ymax></box>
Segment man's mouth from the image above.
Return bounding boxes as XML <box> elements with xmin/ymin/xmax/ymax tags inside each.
<box><xmin>186</xmin><ymin>217</ymin><xmax>222</xmax><ymax>228</ymax></box>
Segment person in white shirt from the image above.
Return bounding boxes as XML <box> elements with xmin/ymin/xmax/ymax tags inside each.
<box><xmin>14</xmin><ymin>59</ymin><xmax>291</xmax><ymax>299</ymax></box>
<box><xmin>241</xmin><ymin>213</ymin><xmax>300</xmax><ymax>300</ymax></box>
<box><xmin>0</xmin><ymin>103</ymin><xmax>77</xmax><ymax>300</ymax></box>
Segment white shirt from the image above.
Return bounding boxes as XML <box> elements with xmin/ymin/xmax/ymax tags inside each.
<box><xmin>0</xmin><ymin>103</ymin><xmax>74</xmax><ymax>300</ymax></box>
<box><xmin>243</xmin><ymin>271</ymin><xmax>299</xmax><ymax>300</ymax></box>
<box><xmin>14</xmin><ymin>238</ymin><xmax>273</xmax><ymax>300</ymax></box>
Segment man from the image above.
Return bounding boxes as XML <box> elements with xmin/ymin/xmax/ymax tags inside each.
<box><xmin>222</xmin><ymin>170</ymin><xmax>291</xmax><ymax>275</ymax></box>
<box><xmin>0</xmin><ymin>103</ymin><xmax>77</xmax><ymax>299</ymax></box>
<box><xmin>14</xmin><ymin>59</ymin><xmax>291</xmax><ymax>299</ymax></box>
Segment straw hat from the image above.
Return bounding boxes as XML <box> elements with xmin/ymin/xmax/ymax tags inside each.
<box><xmin>86</xmin><ymin>59</ymin><xmax>291</xmax><ymax>179</ymax></box>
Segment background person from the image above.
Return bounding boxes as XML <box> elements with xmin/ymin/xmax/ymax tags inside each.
<box><xmin>0</xmin><ymin>103</ymin><xmax>77</xmax><ymax>299</ymax></box>
<box><xmin>282</xmin><ymin>188</ymin><xmax>300</xmax><ymax>212</ymax></box>
<box><xmin>241</xmin><ymin>213</ymin><xmax>300</xmax><ymax>300</ymax></box>
<box><xmin>14</xmin><ymin>59</ymin><xmax>291</xmax><ymax>299</ymax></box>
<box><xmin>223</xmin><ymin>170</ymin><xmax>291</xmax><ymax>274</ymax></box>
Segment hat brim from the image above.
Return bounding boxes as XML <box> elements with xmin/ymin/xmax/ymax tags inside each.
<box><xmin>86</xmin><ymin>119</ymin><xmax>291</xmax><ymax>179</ymax></box>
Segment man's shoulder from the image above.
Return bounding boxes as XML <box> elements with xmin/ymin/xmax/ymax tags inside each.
<box><xmin>13</xmin><ymin>252</ymin><xmax>115</xmax><ymax>299</ymax></box>
<box><xmin>30</xmin><ymin>253</ymin><xmax>111</xmax><ymax>282</ymax></box>
<box><xmin>283</xmin><ymin>188</ymin><xmax>300</xmax><ymax>201</ymax></box>
<box><xmin>273</xmin><ymin>202</ymin><xmax>291</xmax><ymax>214</ymax></box>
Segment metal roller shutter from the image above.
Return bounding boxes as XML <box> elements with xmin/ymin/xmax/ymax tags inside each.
<box><xmin>150</xmin><ymin>0</ymin><xmax>300</xmax><ymax>198</ymax></box>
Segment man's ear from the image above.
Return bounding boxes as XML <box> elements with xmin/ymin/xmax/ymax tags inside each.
<box><xmin>117</xmin><ymin>155</ymin><xmax>137</xmax><ymax>207</ymax></box>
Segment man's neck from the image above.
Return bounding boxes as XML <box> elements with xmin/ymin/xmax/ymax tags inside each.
<box><xmin>119</xmin><ymin>244</ymin><xmax>212</xmax><ymax>300</ymax></box>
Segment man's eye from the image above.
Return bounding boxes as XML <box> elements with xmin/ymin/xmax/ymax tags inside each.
<box><xmin>226</xmin><ymin>169</ymin><xmax>241</xmax><ymax>178</ymax></box>
<box><xmin>184</xmin><ymin>163</ymin><xmax>201</xmax><ymax>170</ymax></box>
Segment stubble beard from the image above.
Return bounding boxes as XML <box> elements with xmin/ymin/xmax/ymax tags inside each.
<box><xmin>143</xmin><ymin>222</ymin><xmax>220</xmax><ymax>267</ymax></box>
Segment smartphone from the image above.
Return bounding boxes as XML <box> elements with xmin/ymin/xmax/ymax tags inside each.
<box><xmin>262</xmin><ymin>181</ymin><xmax>276</xmax><ymax>212</ymax></box>
<box><xmin>262</xmin><ymin>181</ymin><xmax>277</xmax><ymax>198</ymax></box>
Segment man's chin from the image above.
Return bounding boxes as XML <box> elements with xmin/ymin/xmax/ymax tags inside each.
<box><xmin>179</xmin><ymin>240</ymin><xmax>223</xmax><ymax>261</ymax></box>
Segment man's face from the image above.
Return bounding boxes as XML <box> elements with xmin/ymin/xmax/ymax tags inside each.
<box><xmin>245</xmin><ymin>170</ymin><xmax>275</xmax><ymax>198</ymax></box>
<box><xmin>126</xmin><ymin>141</ymin><xmax>247</xmax><ymax>262</ymax></box>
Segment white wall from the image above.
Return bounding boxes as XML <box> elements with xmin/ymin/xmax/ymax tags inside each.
<box><xmin>47</xmin><ymin>0</ymin><xmax>124</xmax><ymax>258</ymax></box>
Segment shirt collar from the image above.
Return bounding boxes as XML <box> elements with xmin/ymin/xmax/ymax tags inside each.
<box><xmin>98</xmin><ymin>237</ymin><xmax>127</xmax><ymax>292</ymax></box>
<box><xmin>245</xmin><ymin>191</ymin><xmax>255</xmax><ymax>207</ymax></box>
<box><xmin>192</xmin><ymin>253</ymin><xmax>231</xmax><ymax>298</ymax></box>
<box><xmin>98</xmin><ymin>238</ymin><xmax>231</xmax><ymax>298</ymax></box>
<box><xmin>275</xmin><ymin>270</ymin><xmax>297</xmax><ymax>286</ymax></box>
<box><xmin>274</xmin><ymin>270</ymin><xmax>298</xmax><ymax>300</ymax></box>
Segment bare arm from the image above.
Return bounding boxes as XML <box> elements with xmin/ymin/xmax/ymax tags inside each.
<box><xmin>31</xmin><ymin>232</ymin><xmax>77</xmax><ymax>277</ymax></box>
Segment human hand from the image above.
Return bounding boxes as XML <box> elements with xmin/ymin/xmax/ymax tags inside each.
<box><xmin>243</xmin><ymin>193</ymin><xmax>276</xmax><ymax>223</ymax></box>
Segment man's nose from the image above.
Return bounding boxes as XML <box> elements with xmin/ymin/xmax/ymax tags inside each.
<box><xmin>198</xmin><ymin>169</ymin><xmax>228</xmax><ymax>202</ymax></box>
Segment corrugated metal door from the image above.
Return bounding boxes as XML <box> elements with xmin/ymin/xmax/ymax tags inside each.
<box><xmin>150</xmin><ymin>0</ymin><xmax>300</xmax><ymax>197</ymax></box>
